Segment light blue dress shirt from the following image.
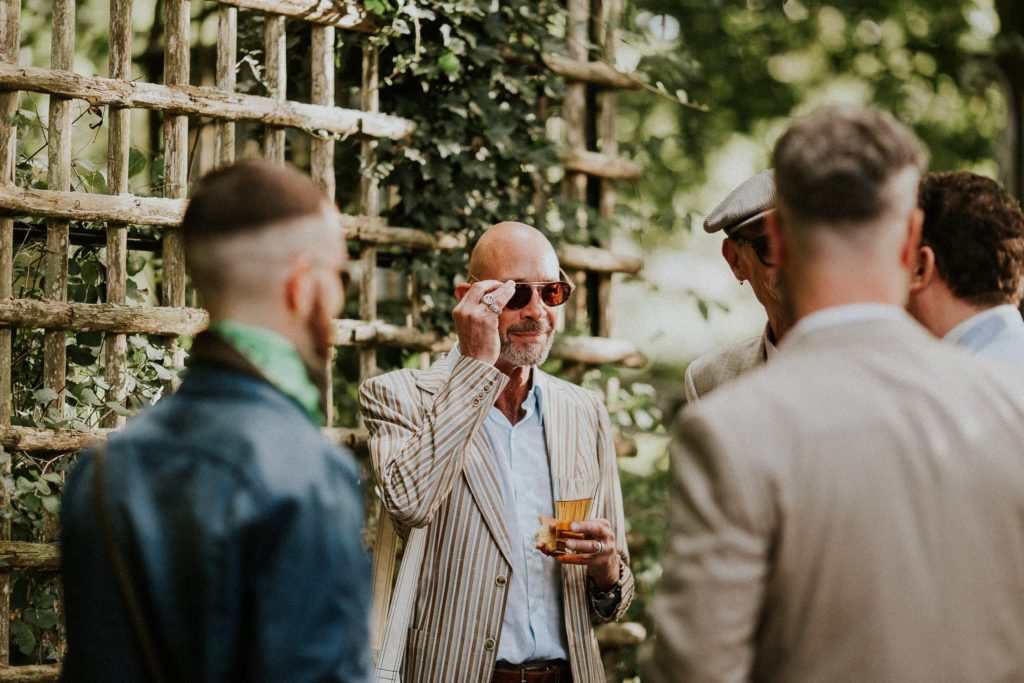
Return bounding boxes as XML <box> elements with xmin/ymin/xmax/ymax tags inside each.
<box><xmin>448</xmin><ymin>347</ymin><xmax>569</xmax><ymax>664</ymax></box>
<box><xmin>484</xmin><ymin>381</ymin><xmax>571</xmax><ymax>663</ymax></box>
<box><xmin>943</xmin><ymin>304</ymin><xmax>1024</xmax><ymax>366</ymax></box>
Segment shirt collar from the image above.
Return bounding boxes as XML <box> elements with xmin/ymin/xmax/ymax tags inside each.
<box><xmin>943</xmin><ymin>304</ymin><xmax>1022</xmax><ymax>346</ymax></box>
<box><xmin>208</xmin><ymin>320</ymin><xmax>324</xmax><ymax>425</ymax></box>
<box><xmin>784</xmin><ymin>303</ymin><xmax>909</xmax><ymax>347</ymax></box>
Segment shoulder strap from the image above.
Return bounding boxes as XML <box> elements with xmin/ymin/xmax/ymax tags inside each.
<box><xmin>93</xmin><ymin>442</ymin><xmax>170</xmax><ymax>683</ymax></box>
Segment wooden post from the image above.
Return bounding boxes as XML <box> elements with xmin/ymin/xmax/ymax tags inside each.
<box><xmin>263</xmin><ymin>14</ymin><xmax>287</xmax><ymax>163</ymax></box>
<box><xmin>162</xmin><ymin>0</ymin><xmax>189</xmax><ymax>371</ymax></box>
<box><xmin>594</xmin><ymin>0</ymin><xmax>620</xmax><ymax>338</ymax></box>
<box><xmin>43</xmin><ymin>0</ymin><xmax>75</xmax><ymax>413</ymax></box>
<box><xmin>102</xmin><ymin>0</ymin><xmax>134</xmax><ymax>429</ymax></box>
<box><xmin>358</xmin><ymin>46</ymin><xmax>380</xmax><ymax>381</ymax></box>
<box><xmin>407</xmin><ymin>272</ymin><xmax>429</xmax><ymax>370</ymax></box>
<box><xmin>0</xmin><ymin>0</ymin><xmax>20</xmax><ymax>664</ymax></box>
<box><xmin>215</xmin><ymin>5</ymin><xmax>237</xmax><ymax>166</ymax></box>
<box><xmin>563</xmin><ymin>0</ymin><xmax>589</xmax><ymax>332</ymax></box>
<box><xmin>311</xmin><ymin>24</ymin><xmax>336</xmax><ymax>423</ymax></box>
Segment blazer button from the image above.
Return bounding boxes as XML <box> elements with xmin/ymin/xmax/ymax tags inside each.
<box><xmin>472</xmin><ymin>399</ymin><xmax>481</xmax><ymax>406</ymax></box>
<box><xmin>484</xmin><ymin>637</ymin><xmax>496</xmax><ymax>651</ymax></box>
<box><xmin>495</xmin><ymin>575</ymin><xmax>507</xmax><ymax>587</ymax></box>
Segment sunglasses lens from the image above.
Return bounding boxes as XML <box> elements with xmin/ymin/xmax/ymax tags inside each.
<box><xmin>506</xmin><ymin>285</ymin><xmax>533</xmax><ymax>310</ymax></box>
<box><xmin>541</xmin><ymin>283</ymin><xmax>570</xmax><ymax>306</ymax></box>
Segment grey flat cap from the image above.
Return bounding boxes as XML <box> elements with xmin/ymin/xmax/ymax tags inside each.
<box><xmin>703</xmin><ymin>169</ymin><xmax>776</xmax><ymax>233</ymax></box>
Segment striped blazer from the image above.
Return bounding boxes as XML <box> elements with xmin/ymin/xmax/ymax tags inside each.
<box><xmin>359</xmin><ymin>354</ymin><xmax>634</xmax><ymax>683</ymax></box>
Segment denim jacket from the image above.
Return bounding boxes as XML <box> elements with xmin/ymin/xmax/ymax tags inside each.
<box><xmin>61</xmin><ymin>333</ymin><xmax>370</xmax><ymax>682</ymax></box>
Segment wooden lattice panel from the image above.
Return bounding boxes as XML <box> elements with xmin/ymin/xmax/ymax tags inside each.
<box><xmin>0</xmin><ymin>0</ymin><xmax>647</xmax><ymax>676</ymax></box>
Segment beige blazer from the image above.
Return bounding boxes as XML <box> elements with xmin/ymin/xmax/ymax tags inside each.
<box><xmin>360</xmin><ymin>354</ymin><xmax>634</xmax><ymax>683</ymax></box>
<box><xmin>684</xmin><ymin>333</ymin><xmax>767</xmax><ymax>404</ymax></box>
<box><xmin>648</xmin><ymin>316</ymin><xmax>1024</xmax><ymax>682</ymax></box>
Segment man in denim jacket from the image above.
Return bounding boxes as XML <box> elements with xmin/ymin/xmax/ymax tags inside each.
<box><xmin>61</xmin><ymin>161</ymin><xmax>368</xmax><ymax>682</ymax></box>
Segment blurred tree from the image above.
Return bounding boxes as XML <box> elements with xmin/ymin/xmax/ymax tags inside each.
<box><xmin>619</xmin><ymin>0</ymin><xmax>1014</xmax><ymax>239</ymax></box>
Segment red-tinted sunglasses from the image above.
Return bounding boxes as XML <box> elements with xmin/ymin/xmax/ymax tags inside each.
<box><xmin>469</xmin><ymin>269</ymin><xmax>575</xmax><ymax>310</ymax></box>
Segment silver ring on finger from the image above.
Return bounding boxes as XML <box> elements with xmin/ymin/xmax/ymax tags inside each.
<box><xmin>594</xmin><ymin>540</ymin><xmax>604</xmax><ymax>555</ymax></box>
<box><xmin>487</xmin><ymin>303</ymin><xmax>502</xmax><ymax>314</ymax></box>
<box><xmin>482</xmin><ymin>293</ymin><xmax>496</xmax><ymax>305</ymax></box>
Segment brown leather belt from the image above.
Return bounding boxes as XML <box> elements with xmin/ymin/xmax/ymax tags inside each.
<box><xmin>492</xmin><ymin>659</ymin><xmax>572</xmax><ymax>683</ymax></box>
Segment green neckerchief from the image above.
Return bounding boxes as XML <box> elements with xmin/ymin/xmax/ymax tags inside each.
<box><xmin>209</xmin><ymin>321</ymin><xmax>324</xmax><ymax>426</ymax></box>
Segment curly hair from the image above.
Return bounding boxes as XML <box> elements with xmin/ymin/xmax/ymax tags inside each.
<box><xmin>919</xmin><ymin>171</ymin><xmax>1024</xmax><ymax>307</ymax></box>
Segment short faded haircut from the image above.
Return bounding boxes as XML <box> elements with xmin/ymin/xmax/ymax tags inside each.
<box><xmin>182</xmin><ymin>160</ymin><xmax>334</xmax><ymax>301</ymax></box>
<box><xmin>181</xmin><ymin>160</ymin><xmax>330</xmax><ymax>242</ymax></box>
<box><xmin>773</xmin><ymin>106</ymin><xmax>928</xmax><ymax>227</ymax></box>
<box><xmin>920</xmin><ymin>171</ymin><xmax>1024</xmax><ymax>307</ymax></box>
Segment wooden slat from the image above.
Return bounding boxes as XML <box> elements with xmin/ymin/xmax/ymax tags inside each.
<box><xmin>0</xmin><ymin>542</ymin><xmax>59</xmax><ymax>572</ymax></box>
<box><xmin>310</xmin><ymin>26</ymin><xmax>336</xmax><ymax>198</ymax></box>
<box><xmin>311</xmin><ymin>24</ymin><xmax>337</xmax><ymax>424</ymax></box>
<box><xmin>44</xmin><ymin>0</ymin><xmax>76</xmax><ymax>413</ymax></box>
<box><xmin>541</xmin><ymin>53</ymin><xmax>642</xmax><ymax>90</ymax></box>
<box><xmin>0</xmin><ymin>0</ymin><xmax>18</xmax><ymax>665</ymax></box>
<box><xmin>263</xmin><ymin>14</ymin><xmax>287</xmax><ymax>162</ymax></box>
<box><xmin>0</xmin><ymin>298</ymin><xmax>646</xmax><ymax>366</ymax></box>
<box><xmin>0</xmin><ymin>425</ymin><xmax>107</xmax><ymax>454</ymax></box>
<box><xmin>499</xmin><ymin>47</ymin><xmax>642</xmax><ymax>91</ymax></box>
<box><xmin>595</xmin><ymin>0</ymin><xmax>621</xmax><ymax>338</ymax></box>
<box><xmin>0</xmin><ymin>184</ymin><xmax>186</xmax><ymax>225</ymax></box>
<box><xmin>0</xmin><ymin>65</ymin><xmax>417</xmax><ymax>141</ymax></box>
<box><xmin>215</xmin><ymin>5</ymin><xmax>238</xmax><ymax>165</ymax></box>
<box><xmin>358</xmin><ymin>46</ymin><xmax>380</xmax><ymax>381</ymax></box>
<box><xmin>219</xmin><ymin>0</ymin><xmax>380</xmax><ymax>33</ymax></box>
<box><xmin>0</xmin><ymin>0</ymin><xmax>19</xmax><ymax>667</ymax></box>
<box><xmin>0</xmin><ymin>425</ymin><xmax>367</xmax><ymax>457</ymax></box>
<box><xmin>560</xmin><ymin>149</ymin><xmax>642</xmax><ymax>181</ymax></box>
<box><xmin>0</xmin><ymin>664</ymin><xmax>60</xmax><ymax>682</ymax></box>
<box><xmin>102</xmin><ymin>0</ymin><xmax>133</xmax><ymax>429</ymax></box>
<box><xmin>0</xmin><ymin>299</ymin><xmax>210</xmax><ymax>336</ymax></box>
<box><xmin>0</xmin><ymin>186</ymin><xmax>643</xmax><ymax>274</ymax></box>
<box><xmin>162</xmin><ymin>0</ymin><xmax>189</xmax><ymax>323</ymax></box>
<box><xmin>558</xmin><ymin>242</ymin><xmax>640</xmax><ymax>274</ymax></box>
<box><xmin>563</xmin><ymin>0</ymin><xmax>589</xmax><ymax>331</ymax></box>
<box><xmin>0</xmin><ymin>423</ymin><xmax>640</xmax><ymax>459</ymax></box>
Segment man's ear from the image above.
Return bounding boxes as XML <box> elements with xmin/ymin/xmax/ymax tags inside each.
<box><xmin>764</xmin><ymin>211</ymin><xmax>786</xmax><ymax>268</ymax></box>
<box><xmin>909</xmin><ymin>245</ymin><xmax>936</xmax><ymax>294</ymax></box>
<box><xmin>455</xmin><ymin>282</ymin><xmax>471</xmax><ymax>301</ymax></box>
<box><xmin>284</xmin><ymin>255</ymin><xmax>315</xmax><ymax>317</ymax></box>
<box><xmin>721</xmin><ymin>238</ymin><xmax>746</xmax><ymax>281</ymax></box>
<box><xmin>901</xmin><ymin>206</ymin><xmax>925</xmax><ymax>272</ymax></box>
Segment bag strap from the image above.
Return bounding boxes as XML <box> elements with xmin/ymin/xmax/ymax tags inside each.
<box><xmin>93</xmin><ymin>442</ymin><xmax>170</xmax><ymax>683</ymax></box>
<box><xmin>371</xmin><ymin>510</ymin><xmax>427</xmax><ymax>682</ymax></box>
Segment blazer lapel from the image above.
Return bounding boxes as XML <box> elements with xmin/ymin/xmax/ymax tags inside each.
<box><xmin>461</xmin><ymin>428</ymin><xmax>514</xmax><ymax>567</ymax></box>
<box><xmin>538</xmin><ymin>371</ymin><xmax>597</xmax><ymax>490</ymax></box>
<box><xmin>413</xmin><ymin>354</ymin><xmax>514</xmax><ymax>567</ymax></box>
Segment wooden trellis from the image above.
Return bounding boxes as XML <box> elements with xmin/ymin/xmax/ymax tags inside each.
<box><xmin>0</xmin><ymin>0</ymin><xmax>646</xmax><ymax>678</ymax></box>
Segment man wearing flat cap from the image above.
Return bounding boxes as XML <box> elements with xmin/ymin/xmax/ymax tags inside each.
<box><xmin>683</xmin><ymin>169</ymin><xmax>793</xmax><ymax>402</ymax></box>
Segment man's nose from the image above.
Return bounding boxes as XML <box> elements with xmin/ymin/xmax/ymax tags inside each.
<box><xmin>521</xmin><ymin>286</ymin><xmax>546</xmax><ymax>318</ymax></box>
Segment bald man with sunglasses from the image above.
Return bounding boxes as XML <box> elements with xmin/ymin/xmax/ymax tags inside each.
<box><xmin>359</xmin><ymin>222</ymin><xmax>633</xmax><ymax>683</ymax></box>
<box><xmin>684</xmin><ymin>170</ymin><xmax>794</xmax><ymax>402</ymax></box>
